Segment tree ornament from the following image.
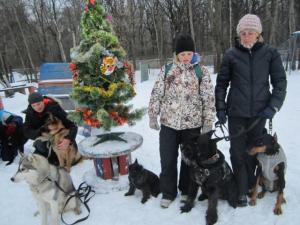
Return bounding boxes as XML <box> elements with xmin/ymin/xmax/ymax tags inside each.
<box><xmin>100</xmin><ymin>56</ymin><xmax>117</xmax><ymax>76</ymax></box>
<box><xmin>106</xmin><ymin>15</ymin><xmax>113</xmax><ymax>23</ymax></box>
<box><xmin>69</xmin><ymin>63</ymin><xmax>77</xmax><ymax>71</ymax></box>
<box><xmin>84</xmin><ymin>5</ymin><xmax>89</xmax><ymax>13</ymax></box>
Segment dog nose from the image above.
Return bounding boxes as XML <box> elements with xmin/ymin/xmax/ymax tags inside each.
<box><xmin>10</xmin><ymin>177</ymin><xmax>15</xmax><ymax>182</ymax></box>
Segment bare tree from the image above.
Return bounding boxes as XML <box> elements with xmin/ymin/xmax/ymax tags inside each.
<box><xmin>187</xmin><ymin>0</ymin><xmax>195</xmax><ymax>41</ymax></box>
<box><xmin>145</xmin><ymin>0</ymin><xmax>164</xmax><ymax>65</ymax></box>
<box><xmin>268</xmin><ymin>0</ymin><xmax>279</xmax><ymax>44</ymax></box>
<box><xmin>10</xmin><ymin>2</ymin><xmax>37</xmax><ymax>80</ymax></box>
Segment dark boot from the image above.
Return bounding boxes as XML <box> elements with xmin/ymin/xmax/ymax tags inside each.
<box><xmin>237</xmin><ymin>194</ymin><xmax>247</xmax><ymax>207</ymax></box>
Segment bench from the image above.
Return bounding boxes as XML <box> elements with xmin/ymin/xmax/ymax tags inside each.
<box><xmin>0</xmin><ymin>84</ymin><xmax>36</xmax><ymax>97</ymax></box>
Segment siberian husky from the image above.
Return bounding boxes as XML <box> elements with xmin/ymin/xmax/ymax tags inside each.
<box><xmin>11</xmin><ymin>153</ymin><xmax>81</xmax><ymax>225</ymax></box>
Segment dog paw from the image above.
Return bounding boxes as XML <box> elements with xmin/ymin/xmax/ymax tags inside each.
<box><xmin>124</xmin><ymin>192</ymin><xmax>134</xmax><ymax>196</ymax></box>
<box><xmin>141</xmin><ymin>198</ymin><xmax>149</xmax><ymax>204</ymax></box>
<box><xmin>273</xmin><ymin>207</ymin><xmax>283</xmax><ymax>215</ymax></box>
<box><xmin>249</xmin><ymin>199</ymin><xmax>256</xmax><ymax>206</ymax></box>
<box><xmin>257</xmin><ymin>192</ymin><xmax>265</xmax><ymax>199</ymax></box>
<box><xmin>206</xmin><ymin>210</ymin><xmax>218</xmax><ymax>225</ymax></box>
<box><xmin>180</xmin><ymin>204</ymin><xmax>192</xmax><ymax>213</ymax></box>
<box><xmin>75</xmin><ymin>207</ymin><xmax>82</xmax><ymax>215</ymax></box>
<box><xmin>198</xmin><ymin>193</ymin><xmax>208</xmax><ymax>201</ymax></box>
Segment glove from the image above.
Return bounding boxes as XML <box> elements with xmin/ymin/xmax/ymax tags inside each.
<box><xmin>259</xmin><ymin>107</ymin><xmax>276</xmax><ymax>119</ymax></box>
<box><xmin>216</xmin><ymin>110</ymin><xmax>227</xmax><ymax>124</ymax></box>
<box><xmin>5</xmin><ymin>123</ymin><xmax>17</xmax><ymax>136</ymax></box>
<box><xmin>149</xmin><ymin>117</ymin><xmax>160</xmax><ymax>130</ymax></box>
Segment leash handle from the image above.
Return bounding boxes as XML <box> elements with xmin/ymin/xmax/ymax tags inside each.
<box><xmin>214</xmin><ymin>121</ymin><xmax>230</xmax><ymax>141</ymax></box>
<box><xmin>214</xmin><ymin>117</ymin><xmax>261</xmax><ymax>142</ymax></box>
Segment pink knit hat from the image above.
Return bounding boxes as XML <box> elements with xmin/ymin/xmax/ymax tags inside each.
<box><xmin>236</xmin><ymin>14</ymin><xmax>262</xmax><ymax>34</ymax></box>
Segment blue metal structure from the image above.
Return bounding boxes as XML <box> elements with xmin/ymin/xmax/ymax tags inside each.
<box><xmin>38</xmin><ymin>63</ymin><xmax>75</xmax><ymax>110</ymax></box>
<box><xmin>38</xmin><ymin>63</ymin><xmax>73</xmax><ymax>95</ymax></box>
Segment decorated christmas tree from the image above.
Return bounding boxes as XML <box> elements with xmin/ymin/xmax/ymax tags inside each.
<box><xmin>69</xmin><ymin>0</ymin><xmax>145</xmax><ymax>132</ymax></box>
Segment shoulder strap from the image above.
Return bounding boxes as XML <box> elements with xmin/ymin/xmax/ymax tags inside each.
<box><xmin>164</xmin><ymin>63</ymin><xmax>173</xmax><ymax>80</ymax></box>
<box><xmin>162</xmin><ymin>63</ymin><xmax>173</xmax><ymax>100</ymax></box>
<box><xmin>193</xmin><ymin>64</ymin><xmax>202</xmax><ymax>81</ymax></box>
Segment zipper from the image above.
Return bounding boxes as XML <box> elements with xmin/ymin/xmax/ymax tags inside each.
<box><xmin>249</xmin><ymin>49</ymin><xmax>254</xmax><ymax>116</ymax></box>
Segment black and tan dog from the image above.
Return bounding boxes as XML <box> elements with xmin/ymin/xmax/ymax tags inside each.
<box><xmin>180</xmin><ymin>130</ymin><xmax>238</xmax><ymax>225</ymax></box>
<box><xmin>124</xmin><ymin>159</ymin><xmax>160</xmax><ymax>204</ymax></box>
<box><xmin>42</xmin><ymin>113</ymin><xmax>83</xmax><ymax>172</ymax></box>
<box><xmin>248</xmin><ymin>131</ymin><xmax>287</xmax><ymax>215</ymax></box>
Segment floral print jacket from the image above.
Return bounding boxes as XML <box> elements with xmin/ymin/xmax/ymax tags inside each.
<box><xmin>148</xmin><ymin>59</ymin><xmax>216</xmax><ymax>131</ymax></box>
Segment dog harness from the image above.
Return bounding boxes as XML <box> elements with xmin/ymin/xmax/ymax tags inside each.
<box><xmin>191</xmin><ymin>151</ymin><xmax>231</xmax><ymax>186</ymax></box>
<box><xmin>257</xmin><ymin>145</ymin><xmax>287</xmax><ymax>191</ymax></box>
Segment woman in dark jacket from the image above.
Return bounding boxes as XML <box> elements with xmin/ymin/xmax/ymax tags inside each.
<box><xmin>23</xmin><ymin>92</ymin><xmax>78</xmax><ymax>165</ymax></box>
<box><xmin>215</xmin><ymin>14</ymin><xmax>287</xmax><ymax>206</ymax></box>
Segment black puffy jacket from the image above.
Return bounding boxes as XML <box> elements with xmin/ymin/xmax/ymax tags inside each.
<box><xmin>215</xmin><ymin>41</ymin><xmax>287</xmax><ymax>117</ymax></box>
<box><xmin>23</xmin><ymin>97</ymin><xmax>78</xmax><ymax>141</ymax></box>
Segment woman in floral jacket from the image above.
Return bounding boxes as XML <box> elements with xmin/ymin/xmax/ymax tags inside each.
<box><xmin>148</xmin><ymin>33</ymin><xmax>215</xmax><ymax>208</ymax></box>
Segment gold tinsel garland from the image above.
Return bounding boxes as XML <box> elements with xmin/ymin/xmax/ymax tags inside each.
<box><xmin>73</xmin><ymin>82</ymin><xmax>135</xmax><ymax>98</ymax></box>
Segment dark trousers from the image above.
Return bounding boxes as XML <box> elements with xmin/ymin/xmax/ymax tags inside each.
<box><xmin>159</xmin><ymin>125</ymin><xmax>201</xmax><ymax>200</ymax></box>
<box><xmin>228</xmin><ymin>117</ymin><xmax>266</xmax><ymax>196</ymax></box>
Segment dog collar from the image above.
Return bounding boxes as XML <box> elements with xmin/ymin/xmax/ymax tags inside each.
<box><xmin>201</xmin><ymin>153</ymin><xmax>220</xmax><ymax>165</ymax></box>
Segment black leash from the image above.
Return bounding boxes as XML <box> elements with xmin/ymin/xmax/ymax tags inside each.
<box><xmin>61</xmin><ymin>182</ymin><xmax>95</xmax><ymax>225</ymax></box>
<box><xmin>214</xmin><ymin>117</ymin><xmax>261</xmax><ymax>141</ymax></box>
<box><xmin>49</xmin><ymin>179</ymin><xmax>95</xmax><ymax>225</ymax></box>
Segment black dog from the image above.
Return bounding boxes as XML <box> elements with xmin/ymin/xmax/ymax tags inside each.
<box><xmin>180</xmin><ymin>130</ymin><xmax>238</xmax><ymax>225</ymax></box>
<box><xmin>124</xmin><ymin>159</ymin><xmax>160</xmax><ymax>203</ymax></box>
<box><xmin>248</xmin><ymin>131</ymin><xmax>286</xmax><ymax>215</ymax></box>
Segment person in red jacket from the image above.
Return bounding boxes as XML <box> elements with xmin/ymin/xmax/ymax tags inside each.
<box><xmin>23</xmin><ymin>92</ymin><xmax>78</xmax><ymax>165</ymax></box>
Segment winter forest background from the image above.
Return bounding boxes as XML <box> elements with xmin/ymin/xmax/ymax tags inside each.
<box><xmin>0</xmin><ymin>0</ymin><xmax>300</xmax><ymax>81</ymax></box>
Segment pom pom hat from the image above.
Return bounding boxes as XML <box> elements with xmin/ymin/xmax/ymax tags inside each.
<box><xmin>236</xmin><ymin>14</ymin><xmax>262</xmax><ymax>35</ymax></box>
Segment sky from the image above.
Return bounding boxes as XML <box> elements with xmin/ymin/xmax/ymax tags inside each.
<box><xmin>0</xmin><ymin>68</ymin><xmax>300</xmax><ymax>225</ymax></box>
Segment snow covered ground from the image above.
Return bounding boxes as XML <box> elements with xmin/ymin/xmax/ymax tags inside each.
<box><xmin>1</xmin><ymin>68</ymin><xmax>300</xmax><ymax>225</ymax></box>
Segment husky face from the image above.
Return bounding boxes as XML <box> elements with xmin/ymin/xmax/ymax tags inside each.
<box><xmin>11</xmin><ymin>154</ymin><xmax>48</xmax><ymax>184</ymax></box>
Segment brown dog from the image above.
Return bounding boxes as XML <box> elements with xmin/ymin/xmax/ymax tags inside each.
<box><xmin>248</xmin><ymin>132</ymin><xmax>286</xmax><ymax>215</ymax></box>
<box><xmin>44</xmin><ymin>113</ymin><xmax>83</xmax><ymax>172</ymax></box>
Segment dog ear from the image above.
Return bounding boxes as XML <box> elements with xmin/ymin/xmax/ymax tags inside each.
<box><xmin>134</xmin><ymin>158</ymin><xmax>138</xmax><ymax>164</ymax></box>
<box><xmin>273</xmin><ymin>132</ymin><xmax>278</xmax><ymax>142</ymax></box>
<box><xmin>27</xmin><ymin>154</ymin><xmax>35</xmax><ymax>162</ymax></box>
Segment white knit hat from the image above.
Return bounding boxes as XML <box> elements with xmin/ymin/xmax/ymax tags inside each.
<box><xmin>236</xmin><ymin>14</ymin><xmax>262</xmax><ymax>34</ymax></box>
